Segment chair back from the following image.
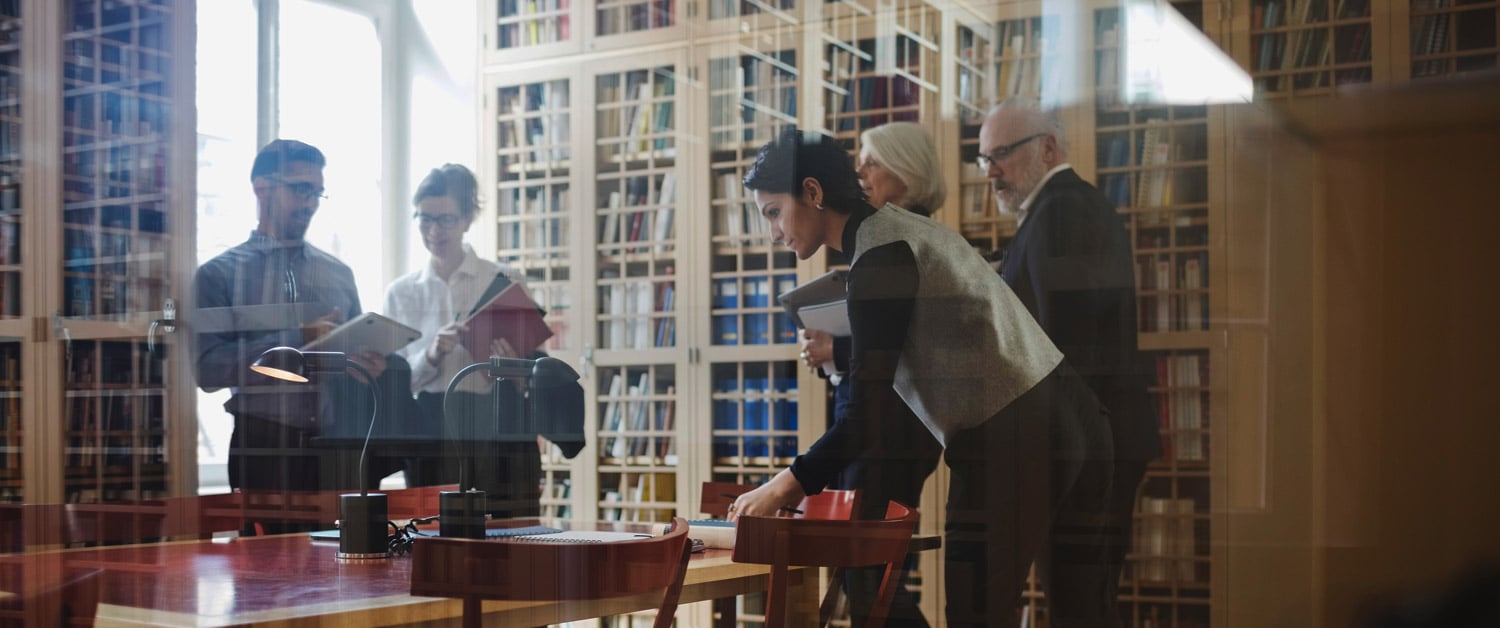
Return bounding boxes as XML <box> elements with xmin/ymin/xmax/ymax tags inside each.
<box><xmin>699</xmin><ymin>481</ymin><xmax>859</xmax><ymax>520</ymax></box>
<box><xmin>410</xmin><ymin>517</ymin><xmax>693</xmax><ymax>628</ymax></box>
<box><xmin>732</xmin><ymin>501</ymin><xmax>919</xmax><ymax>628</ymax></box>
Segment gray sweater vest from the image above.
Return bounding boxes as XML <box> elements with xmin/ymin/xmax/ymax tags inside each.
<box><xmin>852</xmin><ymin>205</ymin><xmax>1063</xmax><ymax>446</ymax></box>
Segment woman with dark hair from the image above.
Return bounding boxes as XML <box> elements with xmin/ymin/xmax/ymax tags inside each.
<box><xmin>382</xmin><ymin>164</ymin><xmax>542</xmax><ymax>516</ymax></box>
<box><xmin>802</xmin><ymin>122</ymin><xmax>947</xmax><ymax>627</ymax></box>
<box><xmin>727</xmin><ymin>129</ymin><xmax>1117</xmax><ymax>628</ymax></box>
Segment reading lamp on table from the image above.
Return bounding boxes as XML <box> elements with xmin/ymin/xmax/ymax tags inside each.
<box><xmin>251</xmin><ymin>346</ymin><xmax>388</xmax><ymax>559</ymax></box>
<box><xmin>440</xmin><ymin>355</ymin><xmax>582</xmax><ymax>539</ymax></box>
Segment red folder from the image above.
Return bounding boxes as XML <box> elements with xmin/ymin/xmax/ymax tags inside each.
<box><xmin>459</xmin><ymin>281</ymin><xmax>553</xmax><ymax>359</ymax></box>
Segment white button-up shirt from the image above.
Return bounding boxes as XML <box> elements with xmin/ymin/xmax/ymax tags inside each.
<box><xmin>384</xmin><ymin>244</ymin><xmax>522</xmax><ymax>394</ymax></box>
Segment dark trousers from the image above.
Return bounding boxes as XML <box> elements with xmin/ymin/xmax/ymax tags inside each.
<box><xmin>943</xmin><ymin>365</ymin><xmax>1115</xmax><ymax>628</ymax></box>
<box><xmin>831</xmin><ymin>378</ymin><xmax>943</xmax><ymax>627</ymax></box>
<box><xmin>407</xmin><ymin>391</ymin><xmax>542</xmax><ymax>518</ymax></box>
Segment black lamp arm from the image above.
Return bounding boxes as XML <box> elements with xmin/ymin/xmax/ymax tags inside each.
<box><xmin>344</xmin><ymin>359</ymin><xmax>378</xmax><ymax>499</ymax></box>
<box><xmin>442</xmin><ymin>360</ymin><xmax>496</xmax><ymax>492</ymax></box>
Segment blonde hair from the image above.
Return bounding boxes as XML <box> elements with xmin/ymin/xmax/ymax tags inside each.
<box><xmin>860</xmin><ymin>122</ymin><xmax>946</xmax><ymax>216</ymax></box>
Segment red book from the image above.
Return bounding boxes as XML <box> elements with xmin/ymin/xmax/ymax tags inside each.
<box><xmin>459</xmin><ymin>274</ymin><xmax>554</xmax><ymax>358</ymax></box>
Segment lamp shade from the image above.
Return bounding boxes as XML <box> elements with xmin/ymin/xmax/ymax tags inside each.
<box><xmin>249</xmin><ymin>346</ymin><xmax>310</xmax><ymax>382</ymax></box>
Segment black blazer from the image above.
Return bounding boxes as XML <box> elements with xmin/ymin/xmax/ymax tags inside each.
<box><xmin>1000</xmin><ymin>168</ymin><xmax>1162</xmax><ymax>461</ymax></box>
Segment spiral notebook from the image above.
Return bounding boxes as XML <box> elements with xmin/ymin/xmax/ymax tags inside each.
<box><xmin>509</xmin><ymin>530</ymin><xmax>654</xmax><ymax>544</ymax></box>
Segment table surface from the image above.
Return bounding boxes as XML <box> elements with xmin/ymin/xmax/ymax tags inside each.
<box><xmin>63</xmin><ymin>524</ymin><xmax>804</xmax><ymax>627</ymax></box>
<box><xmin>0</xmin><ymin>520</ymin><xmax>936</xmax><ymax>627</ymax></box>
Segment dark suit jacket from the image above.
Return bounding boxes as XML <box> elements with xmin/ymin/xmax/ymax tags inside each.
<box><xmin>1000</xmin><ymin>168</ymin><xmax>1162</xmax><ymax>461</ymax></box>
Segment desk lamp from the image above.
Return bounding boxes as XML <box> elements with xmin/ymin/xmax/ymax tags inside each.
<box><xmin>440</xmin><ymin>355</ymin><xmax>581</xmax><ymax>538</ymax></box>
<box><xmin>251</xmin><ymin>346</ymin><xmax>388</xmax><ymax>559</ymax></box>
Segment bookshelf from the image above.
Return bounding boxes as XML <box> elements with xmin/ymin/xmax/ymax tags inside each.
<box><xmin>587</xmin><ymin>51</ymin><xmax>690</xmax><ymax>527</ymax></box>
<box><xmin>1404</xmin><ymin>0</ymin><xmax>1499</xmax><ymax>78</ymax></box>
<box><xmin>484</xmin><ymin>66</ymin><xmax>583</xmax><ymax>520</ymax></box>
<box><xmin>702</xmin><ymin>36</ymin><xmax>804</xmax><ymax>490</ymax></box>
<box><xmin>1246</xmin><ymin>0</ymin><xmax>1377</xmax><ymax>96</ymax></box>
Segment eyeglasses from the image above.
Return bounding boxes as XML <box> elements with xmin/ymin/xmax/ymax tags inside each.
<box><xmin>414</xmin><ymin>212</ymin><xmax>464</xmax><ymax>229</ymax></box>
<box><xmin>975</xmin><ymin>133</ymin><xmax>1046</xmax><ymax>170</ymax></box>
<box><xmin>266</xmin><ymin>176</ymin><xmax>328</xmax><ymax>201</ymax></box>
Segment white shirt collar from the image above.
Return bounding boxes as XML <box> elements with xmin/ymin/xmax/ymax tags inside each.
<box><xmin>1016</xmin><ymin>163</ymin><xmax>1073</xmax><ymax>227</ymax></box>
<box><xmin>416</xmin><ymin>243</ymin><xmax>484</xmax><ymax>284</ymax></box>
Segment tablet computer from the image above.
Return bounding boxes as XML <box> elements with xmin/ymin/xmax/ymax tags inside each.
<box><xmin>776</xmin><ymin>269</ymin><xmax>847</xmax><ymax>329</ymax></box>
<box><xmin>301</xmin><ymin>312</ymin><xmax>422</xmax><ymax>356</ymax></box>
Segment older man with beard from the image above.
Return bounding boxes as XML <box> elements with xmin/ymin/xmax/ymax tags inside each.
<box><xmin>978</xmin><ymin>101</ymin><xmax>1161</xmax><ymax>627</ymax></box>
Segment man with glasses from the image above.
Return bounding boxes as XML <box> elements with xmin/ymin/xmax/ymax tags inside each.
<box><xmin>193</xmin><ymin>139</ymin><xmax>408</xmax><ymax>516</ymax></box>
<box><xmin>978</xmin><ymin>101</ymin><xmax>1161</xmax><ymax>626</ymax></box>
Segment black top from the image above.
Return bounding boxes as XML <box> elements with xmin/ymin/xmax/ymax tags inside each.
<box><xmin>789</xmin><ymin>204</ymin><xmax>923</xmax><ymax>495</ymax></box>
<box><xmin>1000</xmin><ymin>168</ymin><xmax>1161</xmax><ymax>461</ymax></box>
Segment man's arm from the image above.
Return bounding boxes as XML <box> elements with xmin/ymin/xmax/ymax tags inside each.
<box><xmin>787</xmin><ymin>241</ymin><xmax>918</xmax><ymax>496</ymax></box>
<box><xmin>192</xmin><ymin>262</ymin><xmax>299</xmax><ymax>391</ymax></box>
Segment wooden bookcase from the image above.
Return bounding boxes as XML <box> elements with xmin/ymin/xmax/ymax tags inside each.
<box><xmin>0</xmin><ymin>0</ymin><xmax>196</xmax><ymax>518</ymax></box>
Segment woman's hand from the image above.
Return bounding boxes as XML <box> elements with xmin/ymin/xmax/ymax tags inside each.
<box><xmin>727</xmin><ymin>469</ymin><xmax>806</xmax><ymax>522</ymax></box>
<box><xmin>425</xmin><ymin>321</ymin><xmax>467</xmax><ymax>365</ymax></box>
<box><xmin>800</xmin><ymin>329</ymin><xmax>833</xmax><ymax>369</ymax></box>
<box><xmin>489</xmin><ymin>337</ymin><xmax>519</xmax><ymax>359</ymax></box>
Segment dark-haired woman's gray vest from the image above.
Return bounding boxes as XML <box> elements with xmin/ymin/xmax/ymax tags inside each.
<box><xmin>851</xmin><ymin>205</ymin><xmax>1063</xmax><ymax>446</ymax></box>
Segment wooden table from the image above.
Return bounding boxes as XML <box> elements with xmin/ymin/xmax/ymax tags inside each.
<box><xmin>45</xmin><ymin>529</ymin><xmax>818</xmax><ymax>626</ymax></box>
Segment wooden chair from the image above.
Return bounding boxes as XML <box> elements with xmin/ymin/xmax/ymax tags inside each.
<box><xmin>701</xmin><ymin>481</ymin><xmax>861</xmax><ymax>627</ymax></box>
<box><xmin>733</xmin><ymin>500</ymin><xmax>919</xmax><ymax>628</ymax></box>
<box><xmin>410</xmin><ymin>517</ymin><xmax>693</xmax><ymax>628</ymax></box>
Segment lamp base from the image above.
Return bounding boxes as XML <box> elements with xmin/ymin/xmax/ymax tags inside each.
<box><xmin>439</xmin><ymin>490</ymin><xmax>487</xmax><ymax>539</ymax></box>
<box><xmin>338</xmin><ymin>493</ymin><xmax>389</xmax><ymax>559</ymax></box>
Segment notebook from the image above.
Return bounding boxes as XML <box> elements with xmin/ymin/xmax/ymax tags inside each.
<box><xmin>308</xmin><ymin>524</ymin><xmax>564</xmax><ymax>541</ymax></box>
<box><xmin>459</xmin><ymin>273</ymin><xmax>553</xmax><ymax>358</ymax></box>
<box><xmin>776</xmin><ymin>269</ymin><xmax>847</xmax><ymax>329</ymax></box>
<box><xmin>508</xmin><ymin>530</ymin><xmax>654</xmax><ymax>544</ymax></box>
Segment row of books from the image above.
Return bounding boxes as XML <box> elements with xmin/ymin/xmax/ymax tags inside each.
<box><xmin>600</xmin><ymin>471</ymin><xmax>676</xmax><ymax>522</ymax></box>
<box><xmin>497</xmin><ymin>80</ymin><xmax>570</xmax><ymax>164</ymax></box>
<box><xmin>994</xmin><ymin>19</ymin><xmax>1062</xmax><ymax>102</ymax></box>
<box><xmin>828</xmin><ymin>75</ymin><xmax>922</xmax><ymax>133</ymax></box>
<box><xmin>597</xmin><ymin>71</ymin><xmax>674</xmax><ymax>157</ymax></box>
<box><xmin>500</xmin><ymin>213</ymin><xmax>568</xmax><ymax>252</ymax></box>
<box><xmin>599</xmin><ymin>372</ymin><xmax>678</xmax><ymax>461</ymax></box>
<box><xmin>540</xmin><ymin>477</ymin><xmax>572</xmax><ymax>519</ymax></box>
<box><xmin>526</xmin><ymin>283</ymin><xmax>573</xmax><ymax>352</ymax></box>
<box><xmin>1410</xmin><ymin>0</ymin><xmax>1454</xmax><ymax>77</ymax></box>
<box><xmin>1156</xmin><ymin>353</ymin><xmax>1207</xmax><ymax>462</ymax></box>
<box><xmin>496</xmin><ymin>0</ymin><xmax>572</xmax><ymax>49</ymax></box>
<box><xmin>67</xmin><ymin>0</ymin><xmax>174</xmax><ymax>36</ymax></box>
<box><xmin>598</xmin><ymin>278</ymin><xmax>676</xmax><ymax>349</ymax></box>
<box><xmin>712</xmin><ymin>377</ymin><xmax>798</xmax><ymax>460</ymax></box>
<box><xmin>1133</xmin><ymin>496</ymin><xmax>1202</xmax><ymax>583</ymax></box>
<box><xmin>64</xmin><ymin>276</ymin><xmax>165</xmax><ymax>318</ymax></box>
<box><xmin>711</xmin><ymin>274</ymin><xmax>798</xmax><ymax>346</ymax></box>
<box><xmin>717</xmin><ymin>172</ymin><xmax>768</xmax><ymax>238</ymax></box>
<box><xmin>67</xmin><ymin>344</ymin><xmax>163</xmax><ymax>387</ymax></box>
<box><xmin>706</xmin><ymin>0</ymin><xmax>793</xmax><ymax>20</ymax></box>
<box><xmin>708</xmin><ymin>53</ymin><xmax>797</xmax><ymax>149</ymax></box>
<box><xmin>61</xmin><ymin>143</ymin><xmax>169</xmax><ymax>194</ymax></box>
<box><xmin>1138</xmin><ymin>253</ymin><xmax>1208</xmax><ymax>333</ymax></box>
<box><xmin>598</xmin><ymin>173</ymin><xmax>675</xmax><ymax>251</ymax></box>
<box><xmin>596</xmin><ymin>0</ymin><xmax>674</xmax><ymax>37</ymax></box>
<box><xmin>1252</xmin><ymin>0</ymin><xmax>1373</xmax><ymax>91</ymax></box>
<box><xmin>955</xmin><ymin>34</ymin><xmax>988</xmax><ymax>124</ymax></box>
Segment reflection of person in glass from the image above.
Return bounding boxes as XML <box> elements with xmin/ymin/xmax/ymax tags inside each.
<box><xmin>383</xmin><ymin>164</ymin><xmax>551</xmax><ymax>517</ymax></box>
<box><xmin>980</xmin><ymin>100</ymin><xmax>1162</xmax><ymax>628</ymax></box>
<box><xmin>193</xmin><ymin>139</ymin><xmax>401</xmax><ymax>500</ymax></box>
<box><xmin>800</xmin><ymin>122</ymin><xmax>945</xmax><ymax>627</ymax></box>
<box><xmin>728</xmin><ymin>128</ymin><xmax>1116</xmax><ymax>628</ymax></box>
